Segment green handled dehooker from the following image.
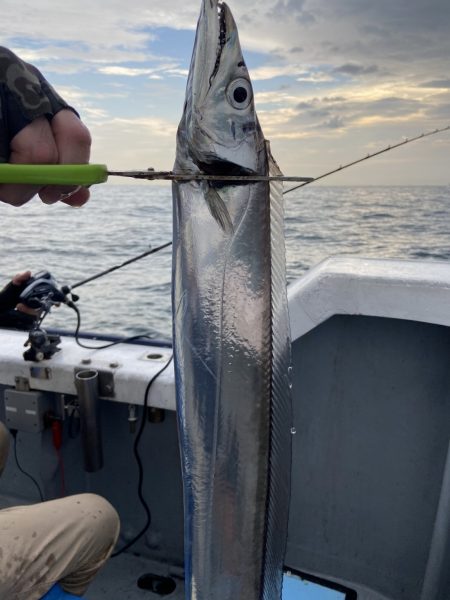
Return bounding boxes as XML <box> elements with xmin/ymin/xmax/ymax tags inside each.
<box><xmin>0</xmin><ymin>164</ymin><xmax>108</xmax><ymax>186</ymax></box>
<box><xmin>0</xmin><ymin>163</ymin><xmax>315</xmax><ymax>185</ymax></box>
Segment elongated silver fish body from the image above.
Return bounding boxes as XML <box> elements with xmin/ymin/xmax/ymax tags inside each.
<box><xmin>172</xmin><ymin>2</ymin><xmax>292</xmax><ymax>598</ymax></box>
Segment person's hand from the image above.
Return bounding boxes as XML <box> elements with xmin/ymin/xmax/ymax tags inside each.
<box><xmin>0</xmin><ymin>270</ymin><xmax>35</xmax><ymax>315</ymax></box>
<box><xmin>3</xmin><ymin>110</ymin><xmax>91</xmax><ymax>207</ymax></box>
<box><xmin>11</xmin><ymin>270</ymin><xmax>32</xmax><ymax>286</ymax></box>
<box><xmin>10</xmin><ymin>271</ymin><xmax>39</xmax><ymax>315</ymax></box>
<box><xmin>0</xmin><ymin>47</ymin><xmax>91</xmax><ymax>207</ymax></box>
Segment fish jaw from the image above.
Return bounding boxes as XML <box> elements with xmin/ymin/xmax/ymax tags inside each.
<box><xmin>180</xmin><ymin>0</ymin><xmax>264</xmax><ymax>174</ymax></box>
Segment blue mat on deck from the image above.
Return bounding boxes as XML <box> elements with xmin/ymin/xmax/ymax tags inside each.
<box><xmin>40</xmin><ymin>583</ymin><xmax>85</xmax><ymax>599</ymax></box>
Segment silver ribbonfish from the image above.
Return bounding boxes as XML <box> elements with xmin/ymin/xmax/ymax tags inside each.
<box><xmin>172</xmin><ymin>1</ymin><xmax>292</xmax><ymax>598</ymax></box>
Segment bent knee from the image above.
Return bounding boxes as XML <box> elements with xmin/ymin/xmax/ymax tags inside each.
<box><xmin>69</xmin><ymin>493</ymin><xmax>120</xmax><ymax>541</ymax></box>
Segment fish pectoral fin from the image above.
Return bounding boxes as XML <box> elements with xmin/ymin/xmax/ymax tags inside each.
<box><xmin>205</xmin><ymin>185</ymin><xmax>234</xmax><ymax>234</ymax></box>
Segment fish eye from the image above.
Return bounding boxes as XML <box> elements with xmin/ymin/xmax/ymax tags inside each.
<box><xmin>226</xmin><ymin>78</ymin><xmax>253</xmax><ymax>110</ymax></box>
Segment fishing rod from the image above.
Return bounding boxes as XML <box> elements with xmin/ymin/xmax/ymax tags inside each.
<box><xmin>69</xmin><ymin>242</ymin><xmax>172</xmax><ymax>291</ymax></box>
<box><xmin>283</xmin><ymin>124</ymin><xmax>450</xmax><ymax>196</ymax></box>
<box><xmin>14</xmin><ymin>123</ymin><xmax>450</xmax><ymax>359</ymax></box>
<box><xmin>64</xmin><ymin>125</ymin><xmax>448</xmax><ymax>275</ymax></box>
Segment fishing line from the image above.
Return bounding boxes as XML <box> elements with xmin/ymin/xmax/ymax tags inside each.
<box><xmin>283</xmin><ymin>124</ymin><xmax>450</xmax><ymax>196</ymax></box>
<box><xmin>32</xmin><ymin>242</ymin><xmax>172</xmax><ymax>351</ymax></box>
<box><xmin>68</xmin><ymin>300</ymin><xmax>156</xmax><ymax>350</ymax></box>
<box><xmin>65</xmin><ymin>241</ymin><xmax>172</xmax><ymax>349</ymax></box>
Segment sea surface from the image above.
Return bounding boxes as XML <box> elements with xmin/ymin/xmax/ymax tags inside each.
<box><xmin>1</xmin><ymin>184</ymin><xmax>449</xmax><ymax>341</ymax></box>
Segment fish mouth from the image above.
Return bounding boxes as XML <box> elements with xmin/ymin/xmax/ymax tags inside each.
<box><xmin>192</xmin><ymin>0</ymin><xmax>229</xmax><ymax>98</ymax></box>
<box><xmin>184</xmin><ymin>0</ymin><xmax>261</xmax><ymax>176</ymax></box>
<box><xmin>208</xmin><ymin>2</ymin><xmax>227</xmax><ymax>88</ymax></box>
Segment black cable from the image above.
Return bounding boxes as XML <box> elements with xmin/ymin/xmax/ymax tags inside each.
<box><xmin>69</xmin><ymin>302</ymin><xmax>155</xmax><ymax>350</ymax></box>
<box><xmin>112</xmin><ymin>354</ymin><xmax>173</xmax><ymax>558</ymax></box>
<box><xmin>68</xmin><ymin>405</ymin><xmax>80</xmax><ymax>439</ymax></box>
<box><xmin>10</xmin><ymin>429</ymin><xmax>44</xmax><ymax>502</ymax></box>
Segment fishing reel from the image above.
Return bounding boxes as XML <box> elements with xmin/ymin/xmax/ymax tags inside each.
<box><xmin>20</xmin><ymin>271</ymin><xmax>79</xmax><ymax>362</ymax></box>
<box><xmin>19</xmin><ymin>271</ymin><xmax>71</xmax><ymax>311</ymax></box>
<box><xmin>16</xmin><ymin>244</ymin><xmax>168</xmax><ymax>362</ymax></box>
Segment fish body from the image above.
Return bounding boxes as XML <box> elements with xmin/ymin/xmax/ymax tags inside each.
<box><xmin>172</xmin><ymin>2</ymin><xmax>292</xmax><ymax>598</ymax></box>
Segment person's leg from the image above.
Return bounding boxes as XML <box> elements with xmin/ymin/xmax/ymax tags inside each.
<box><xmin>0</xmin><ymin>493</ymin><xmax>120</xmax><ymax>600</ymax></box>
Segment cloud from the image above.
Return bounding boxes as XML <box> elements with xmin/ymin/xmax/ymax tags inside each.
<box><xmin>255</xmin><ymin>91</ymin><xmax>302</xmax><ymax>107</ymax></box>
<box><xmin>3</xmin><ymin>1</ymin><xmax>449</xmax><ymax>83</ymax></box>
<box><xmin>165</xmin><ymin>68</ymin><xmax>189</xmax><ymax>77</ymax></box>
<box><xmin>250</xmin><ymin>64</ymin><xmax>310</xmax><ymax>81</ymax></box>
<box><xmin>89</xmin><ymin>115</ymin><xmax>178</xmax><ymax>171</ymax></box>
<box><xmin>367</xmin><ymin>97</ymin><xmax>421</xmax><ymax>116</ymax></box>
<box><xmin>420</xmin><ymin>79</ymin><xmax>450</xmax><ymax>89</ymax></box>
<box><xmin>1</xmin><ymin>0</ymin><xmax>449</xmax><ymax>183</ymax></box>
<box><xmin>425</xmin><ymin>93</ymin><xmax>450</xmax><ymax>121</ymax></box>
<box><xmin>266</xmin><ymin>0</ymin><xmax>316</xmax><ymax>25</ymax></box>
<box><xmin>333</xmin><ymin>63</ymin><xmax>379</xmax><ymax>76</ymax></box>
<box><xmin>256</xmin><ymin>85</ymin><xmax>437</xmax><ymax>146</ymax></box>
<box><xmin>99</xmin><ymin>66</ymin><xmax>159</xmax><ymax>77</ymax></box>
<box><xmin>319</xmin><ymin>115</ymin><xmax>345</xmax><ymax>129</ymax></box>
<box><xmin>98</xmin><ymin>63</ymin><xmax>185</xmax><ymax>78</ymax></box>
<box><xmin>296</xmin><ymin>71</ymin><xmax>335</xmax><ymax>83</ymax></box>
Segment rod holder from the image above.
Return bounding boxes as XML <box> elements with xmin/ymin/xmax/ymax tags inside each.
<box><xmin>75</xmin><ymin>369</ymin><xmax>103</xmax><ymax>472</ymax></box>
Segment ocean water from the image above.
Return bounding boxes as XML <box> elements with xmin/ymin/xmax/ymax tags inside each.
<box><xmin>1</xmin><ymin>184</ymin><xmax>449</xmax><ymax>340</ymax></box>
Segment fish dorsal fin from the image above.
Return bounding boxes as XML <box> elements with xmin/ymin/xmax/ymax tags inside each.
<box><xmin>205</xmin><ymin>184</ymin><xmax>234</xmax><ymax>234</ymax></box>
<box><xmin>265</xmin><ymin>139</ymin><xmax>283</xmax><ymax>177</ymax></box>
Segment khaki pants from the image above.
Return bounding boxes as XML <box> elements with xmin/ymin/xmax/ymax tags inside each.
<box><xmin>0</xmin><ymin>423</ymin><xmax>120</xmax><ymax>599</ymax></box>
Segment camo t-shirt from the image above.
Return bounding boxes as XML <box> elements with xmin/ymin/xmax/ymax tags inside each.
<box><xmin>0</xmin><ymin>46</ymin><xmax>76</xmax><ymax>162</ymax></box>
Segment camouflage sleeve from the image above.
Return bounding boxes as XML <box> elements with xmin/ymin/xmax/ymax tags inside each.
<box><xmin>0</xmin><ymin>46</ymin><xmax>79</xmax><ymax>162</ymax></box>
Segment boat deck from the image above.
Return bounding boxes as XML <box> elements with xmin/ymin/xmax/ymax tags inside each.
<box><xmin>89</xmin><ymin>554</ymin><xmax>184</xmax><ymax>599</ymax></box>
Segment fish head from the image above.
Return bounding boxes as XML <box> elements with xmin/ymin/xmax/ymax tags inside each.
<box><xmin>180</xmin><ymin>0</ymin><xmax>265</xmax><ymax>174</ymax></box>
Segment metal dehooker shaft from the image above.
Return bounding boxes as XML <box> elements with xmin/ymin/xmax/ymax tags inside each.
<box><xmin>0</xmin><ymin>125</ymin><xmax>448</xmax><ymax>188</ymax></box>
<box><xmin>75</xmin><ymin>369</ymin><xmax>103</xmax><ymax>472</ymax></box>
<box><xmin>0</xmin><ymin>163</ymin><xmax>314</xmax><ymax>185</ymax></box>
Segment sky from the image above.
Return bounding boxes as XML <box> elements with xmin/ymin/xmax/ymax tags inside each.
<box><xmin>1</xmin><ymin>0</ymin><xmax>449</xmax><ymax>186</ymax></box>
